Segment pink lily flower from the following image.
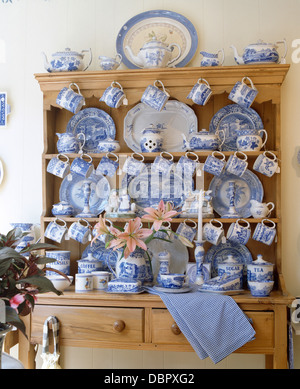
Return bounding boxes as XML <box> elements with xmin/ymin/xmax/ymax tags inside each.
<box><xmin>9</xmin><ymin>293</ymin><xmax>25</xmax><ymax>310</ymax></box>
<box><xmin>91</xmin><ymin>215</ymin><xmax>110</xmax><ymax>244</ymax></box>
<box><xmin>142</xmin><ymin>200</ymin><xmax>179</xmax><ymax>231</ymax></box>
<box><xmin>108</xmin><ymin>217</ymin><xmax>152</xmax><ymax>258</ymax></box>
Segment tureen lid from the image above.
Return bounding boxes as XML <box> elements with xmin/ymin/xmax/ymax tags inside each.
<box><xmin>222</xmin><ymin>255</ymin><xmax>240</xmax><ymax>264</ymax></box>
<box><xmin>78</xmin><ymin>253</ymin><xmax>98</xmax><ymax>262</ymax></box>
<box><xmin>52</xmin><ymin>48</ymin><xmax>83</xmax><ymax>58</ymax></box>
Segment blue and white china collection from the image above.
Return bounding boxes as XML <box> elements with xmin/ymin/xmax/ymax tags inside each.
<box><xmin>42</xmin><ymin>11</ymin><xmax>281</xmax><ymax>296</ymax></box>
<box><xmin>200</xmin><ymin>49</ymin><xmax>225</xmax><ymax>67</ymax></box>
<box><xmin>43</xmin><ymin>48</ymin><xmax>92</xmax><ymax>72</ymax></box>
<box><xmin>98</xmin><ymin>54</ymin><xmax>122</xmax><ymax>70</ymax></box>
<box><xmin>56</xmin><ymin>82</ymin><xmax>85</xmax><ymax>114</ymax></box>
<box><xmin>230</xmin><ymin>39</ymin><xmax>287</xmax><ymax>65</ymax></box>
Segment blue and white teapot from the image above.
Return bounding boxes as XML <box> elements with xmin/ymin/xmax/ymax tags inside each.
<box><xmin>230</xmin><ymin>39</ymin><xmax>287</xmax><ymax>65</ymax></box>
<box><xmin>182</xmin><ymin>129</ymin><xmax>225</xmax><ymax>151</ymax></box>
<box><xmin>56</xmin><ymin>132</ymin><xmax>85</xmax><ymax>154</ymax></box>
<box><xmin>42</xmin><ymin>48</ymin><xmax>92</xmax><ymax>72</ymax></box>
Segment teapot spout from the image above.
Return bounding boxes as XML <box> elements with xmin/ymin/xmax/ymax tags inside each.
<box><xmin>124</xmin><ymin>46</ymin><xmax>144</xmax><ymax>68</ymax></box>
<box><xmin>42</xmin><ymin>52</ymin><xmax>51</xmax><ymax>72</ymax></box>
<box><xmin>230</xmin><ymin>45</ymin><xmax>244</xmax><ymax>65</ymax></box>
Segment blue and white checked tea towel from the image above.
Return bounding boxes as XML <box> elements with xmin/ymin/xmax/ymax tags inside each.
<box><xmin>146</xmin><ymin>286</ymin><xmax>256</xmax><ymax>364</ymax></box>
<box><xmin>40</xmin><ymin>315</ymin><xmax>62</xmax><ymax>369</ymax></box>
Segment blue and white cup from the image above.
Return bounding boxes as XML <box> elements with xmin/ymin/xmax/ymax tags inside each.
<box><xmin>253</xmin><ymin>151</ymin><xmax>279</xmax><ymax>177</ymax></box>
<box><xmin>252</xmin><ymin>219</ymin><xmax>276</xmax><ymax>246</ymax></box>
<box><xmin>47</xmin><ymin>154</ymin><xmax>70</xmax><ymax>178</ymax></box>
<box><xmin>203</xmin><ymin>151</ymin><xmax>226</xmax><ymax>176</ymax></box>
<box><xmin>70</xmin><ymin>154</ymin><xmax>94</xmax><ymax>178</ymax></box>
<box><xmin>68</xmin><ymin>218</ymin><xmax>91</xmax><ymax>244</ymax></box>
<box><xmin>176</xmin><ymin>152</ymin><xmax>199</xmax><ymax>177</ymax></box>
<box><xmin>152</xmin><ymin>152</ymin><xmax>174</xmax><ymax>176</ymax></box>
<box><xmin>75</xmin><ymin>273</ymin><xmax>93</xmax><ymax>292</ymax></box>
<box><xmin>228</xmin><ymin>76</ymin><xmax>258</xmax><ymax>109</ymax></box>
<box><xmin>96</xmin><ymin>152</ymin><xmax>119</xmax><ymax>177</ymax></box>
<box><xmin>160</xmin><ymin>273</ymin><xmax>186</xmax><ymax>289</ymax></box>
<box><xmin>100</xmin><ymin>81</ymin><xmax>128</xmax><ymax>108</ymax></box>
<box><xmin>226</xmin><ymin>218</ymin><xmax>251</xmax><ymax>245</ymax></box>
<box><xmin>175</xmin><ymin>219</ymin><xmax>197</xmax><ymax>244</ymax></box>
<box><xmin>44</xmin><ymin>218</ymin><xmax>68</xmax><ymax>243</ymax></box>
<box><xmin>225</xmin><ymin>151</ymin><xmax>248</xmax><ymax>177</ymax></box>
<box><xmin>45</xmin><ymin>250</ymin><xmax>71</xmax><ymax>276</ymax></box>
<box><xmin>187</xmin><ymin>78</ymin><xmax>212</xmax><ymax>106</ymax></box>
<box><xmin>141</xmin><ymin>80</ymin><xmax>170</xmax><ymax>111</ymax></box>
<box><xmin>203</xmin><ymin>219</ymin><xmax>224</xmax><ymax>245</ymax></box>
<box><xmin>122</xmin><ymin>153</ymin><xmax>145</xmax><ymax>176</ymax></box>
<box><xmin>56</xmin><ymin>82</ymin><xmax>85</xmax><ymax>114</ymax></box>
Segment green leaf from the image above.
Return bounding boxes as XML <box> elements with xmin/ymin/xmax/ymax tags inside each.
<box><xmin>0</xmin><ymin>257</ymin><xmax>13</xmax><ymax>276</ymax></box>
<box><xmin>16</xmin><ymin>275</ymin><xmax>62</xmax><ymax>296</ymax></box>
<box><xmin>5</xmin><ymin>306</ymin><xmax>26</xmax><ymax>335</ymax></box>
<box><xmin>20</xmin><ymin>242</ymin><xmax>58</xmax><ymax>253</ymax></box>
<box><xmin>0</xmin><ymin>247</ymin><xmax>26</xmax><ymax>261</ymax></box>
<box><xmin>35</xmin><ymin>255</ymin><xmax>56</xmax><ymax>265</ymax></box>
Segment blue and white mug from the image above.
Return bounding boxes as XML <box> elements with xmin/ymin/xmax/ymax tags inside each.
<box><xmin>225</xmin><ymin>151</ymin><xmax>248</xmax><ymax>177</ymax></box>
<box><xmin>96</xmin><ymin>152</ymin><xmax>119</xmax><ymax>177</ymax></box>
<box><xmin>100</xmin><ymin>81</ymin><xmax>128</xmax><ymax>108</ymax></box>
<box><xmin>228</xmin><ymin>76</ymin><xmax>258</xmax><ymax>109</ymax></box>
<box><xmin>175</xmin><ymin>219</ymin><xmax>197</xmax><ymax>244</ymax></box>
<box><xmin>203</xmin><ymin>219</ymin><xmax>224</xmax><ymax>245</ymax></box>
<box><xmin>187</xmin><ymin>78</ymin><xmax>212</xmax><ymax>106</ymax></box>
<box><xmin>203</xmin><ymin>151</ymin><xmax>226</xmax><ymax>176</ymax></box>
<box><xmin>226</xmin><ymin>218</ymin><xmax>251</xmax><ymax>245</ymax></box>
<box><xmin>47</xmin><ymin>154</ymin><xmax>70</xmax><ymax>178</ymax></box>
<box><xmin>152</xmin><ymin>152</ymin><xmax>174</xmax><ymax>176</ymax></box>
<box><xmin>44</xmin><ymin>218</ymin><xmax>68</xmax><ymax>243</ymax></box>
<box><xmin>75</xmin><ymin>273</ymin><xmax>93</xmax><ymax>292</ymax></box>
<box><xmin>70</xmin><ymin>154</ymin><xmax>94</xmax><ymax>178</ymax></box>
<box><xmin>45</xmin><ymin>250</ymin><xmax>71</xmax><ymax>276</ymax></box>
<box><xmin>141</xmin><ymin>80</ymin><xmax>170</xmax><ymax>111</ymax></box>
<box><xmin>253</xmin><ymin>151</ymin><xmax>278</xmax><ymax>177</ymax></box>
<box><xmin>252</xmin><ymin>219</ymin><xmax>276</xmax><ymax>246</ymax></box>
<box><xmin>68</xmin><ymin>218</ymin><xmax>91</xmax><ymax>244</ymax></box>
<box><xmin>122</xmin><ymin>153</ymin><xmax>145</xmax><ymax>176</ymax></box>
<box><xmin>176</xmin><ymin>151</ymin><xmax>199</xmax><ymax>177</ymax></box>
<box><xmin>56</xmin><ymin>82</ymin><xmax>85</xmax><ymax>114</ymax></box>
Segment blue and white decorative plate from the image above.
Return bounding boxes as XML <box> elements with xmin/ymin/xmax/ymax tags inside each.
<box><xmin>153</xmin><ymin>285</ymin><xmax>192</xmax><ymax>293</ymax></box>
<box><xmin>209</xmin><ymin>104</ymin><xmax>264</xmax><ymax>151</ymax></box>
<box><xmin>66</xmin><ymin>108</ymin><xmax>116</xmax><ymax>153</ymax></box>
<box><xmin>122</xmin><ymin>163</ymin><xmax>193</xmax><ymax>215</ymax></box>
<box><xmin>209</xmin><ymin>169</ymin><xmax>263</xmax><ymax>218</ymax></box>
<box><xmin>116</xmin><ymin>10</ymin><xmax>198</xmax><ymax>69</ymax></box>
<box><xmin>59</xmin><ymin>171</ymin><xmax>110</xmax><ymax>216</ymax></box>
<box><xmin>124</xmin><ymin>101</ymin><xmax>197</xmax><ymax>153</ymax></box>
<box><xmin>205</xmin><ymin>241</ymin><xmax>253</xmax><ymax>277</ymax></box>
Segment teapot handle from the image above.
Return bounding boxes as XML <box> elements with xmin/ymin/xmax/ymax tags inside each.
<box><xmin>115</xmin><ymin>53</ymin><xmax>123</xmax><ymax>64</ymax></box>
<box><xmin>217</xmin><ymin>49</ymin><xmax>225</xmax><ymax>65</ymax></box>
<box><xmin>76</xmin><ymin>132</ymin><xmax>86</xmax><ymax>153</ymax></box>
<box><xmin>81</xmin><ymin>48</ymin><xmax>93</xmax><ymax>71</ymax></box>
<box><xmin>275</xmin><ymin>39</ymin><xmax>287</xmax><ymax>64</ymax></box>
<box><xmin>266</xmin><ymin>202</ymin><xmax>275</xmax><ymax>215</ymax></box>
<box><xmin>217</xmin><ymin>129</ymin><xmax>226</xmax><ymax>150</ymax></box>
<box><xmin>168</xmin><ymin>43</ymin><xmax>182</xmax><ymax>66</ymax></box>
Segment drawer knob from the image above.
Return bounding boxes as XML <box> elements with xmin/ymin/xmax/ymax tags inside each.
<box><xmin>171</xmin><ymin>322</ymin><xmax>181</xmax><ymax>335</ymax></box>
<box><xmin>113</xmin><ymin>320</ymin><xmax>126</xmax><ymax>332</ymax></box>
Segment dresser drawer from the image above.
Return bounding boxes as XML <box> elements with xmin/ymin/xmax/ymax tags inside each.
<box><xmin>151</xmin><ymin>309</ymin><xmax>274</xmax><ymax>350</ymax></box>
<box><xmin>31</xmin><ymin>305</ymin><xmax>144</xmax><ymax>345</ymax></box>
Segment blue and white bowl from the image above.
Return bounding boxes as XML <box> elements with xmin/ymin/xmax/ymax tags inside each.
<box><xmin>160</xmin><ymin>273</ymin><xmax>186</xmax><ymax>289</ymax></box>
<box><xmin>248</xmin><ymin>280</ymin><xmax>274</xmax><ymax>297</ymax></box>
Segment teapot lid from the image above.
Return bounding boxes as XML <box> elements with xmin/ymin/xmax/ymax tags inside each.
<box><xmin>248</xmin><ymin>39</ymin><xmax>274</xmax><ymax>47</ymax></box>
<box><xmin>52</xmin><ymin>48</ymin><xmax>84</xmax><ymax>58</ymax></box>
<box><xmin>223</xmin><ymin>254</ymin><xmax>239</xmax><ymax>264</ymax></box>
<box><xmin>251</xmin><ymin>254</ymin><xmax>274</xmax><ymax>266</ymax></box>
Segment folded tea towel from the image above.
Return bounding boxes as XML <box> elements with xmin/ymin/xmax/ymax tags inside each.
<box><xmin>146</xmin><ymin>286</ymin><xmax>256</xmax><ymax>364</ymax></box>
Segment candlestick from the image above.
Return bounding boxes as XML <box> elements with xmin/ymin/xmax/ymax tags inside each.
<box><xmin>197</xmin><ymin>189</ymin><xmax>203</xmax><ymax>242</ymax></box>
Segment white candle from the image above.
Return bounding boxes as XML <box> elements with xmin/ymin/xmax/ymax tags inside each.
<box><xmin>197</xmin><ymin>189</ymin><xmax>203</xmax><ymax>242</ymax></box>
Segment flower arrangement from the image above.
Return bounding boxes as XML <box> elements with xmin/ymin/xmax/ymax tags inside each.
<box><xmin>0</xmin><ymin>228</ymin><xmax>63</xmax><ymax>334</ymax></box>
<box><xmin>92</xmin><ymin>200</ymin><xmax>193</xmax><ymax>259</ymax></box>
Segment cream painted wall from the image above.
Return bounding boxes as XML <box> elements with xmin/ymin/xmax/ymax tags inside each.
<box><xmin>1</xmin><ymin>0</ymin><xmax>300</xmax><ymax>369</ymax></box>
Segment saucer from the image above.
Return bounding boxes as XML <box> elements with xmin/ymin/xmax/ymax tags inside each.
<box><xmin>153</xmin><ymin>284</ymin><xmax>192</xmax><ymax>293</ymax></box>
